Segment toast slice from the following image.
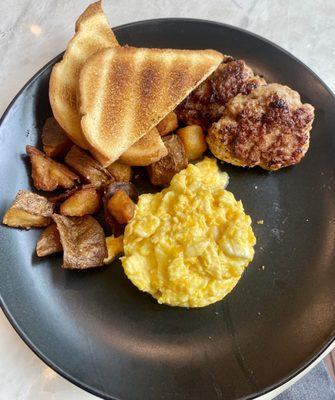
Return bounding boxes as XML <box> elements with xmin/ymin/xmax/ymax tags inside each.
<box><xmin>49</xmin><ymin>1</ymin><xmax>118</xmax><ymax>148</ymax></box>
<box><xmin>79</xmin><ymin>46</ymin><xmax>223</xmax><ymax>166</ymax></box>
<box><xmin>119</xmin><ymin>128</ymin><xmax>167</xmax><ymax>166</ymax></box>
<box><xmin>49</xmin><ymin>1</ymin><xmax>166</xmax><ymax>164</ymax></box>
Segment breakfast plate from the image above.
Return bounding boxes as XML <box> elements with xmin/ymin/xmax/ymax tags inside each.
<box><xmin>0</xmin><ymin>18</ymin><xmax>334</xmax><ymax>400</ymax></box>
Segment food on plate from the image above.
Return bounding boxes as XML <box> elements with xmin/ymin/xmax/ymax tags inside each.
<box><xmin>49</xmin><ymin>1</ymin><xmax>118</xmax><ymax>148</ymax></box>
<box><xmin>48</xmin><ymin>187</ymin><xmax>79</xmax><ymax>205</ymax></box>
<box><xmin>177</xmin><ymin>125</ymin><xmax>207</xmax><ymax>161</ymax></box>
<box><xmin>41</xmin><ymin>117</ymin><xmax>72</xmax><ymax>158</ymax></box>
<box><xmin>104</xmin><ymin>235</ymin><xmax>124</xmax><ymax>264</ymax></box>
<box><xmin>103</xmin><ymin>182</ymin><xmax>138</xmax><ymax>236</ymax></box>
<box><xmin>3</xmin><ymin>0</ymin><xmax>318</xmax><ymax>305</ymax></box>
<box><xmin>52</xmin><ymin>214</ymin><xmax>107</xmax><ymax>269</ymax></box>
<box><xmin>176</xmin><ymin>56</ymin><xmax>266</xmax><ymax>128</ymax></box>
<box><xmin>103</xmin><ymin>205</ymin><xmax>124</xmax><ymax>238</ymax></box>
<box><xmin>3</xmin><ymin>190</ymin><xmax>53</xmax><ymax>229</ymax></box>
<box><xmin>147</xmin><ymin>135</ymin><xmax>188</xmax><ymax>186</ymax></box>
<box><xmin>104</xmin><ymin>181</ymin><xmax>138</xmax><ymax>203</ymax></box>
<box><xmin>36</xmin><ymin>223</ymin><xmax>62</xmax><ymax>257</ymax></box>
<box><xmin>207</xmin><ymin>84</ymin><xmax>315</xmax><ymax>170</ymax></box>
<box><xmin>60</xmin><ymin>186</ymin><xmax>100</xmax><ymax>216</ymax></box>
<box><xmin>65</xmin><ymin>145</ymin><xmax>112</xmax><ymax>187</ymax></box>
<box><xmin>119</xmin><ymin>128</ymin><xmax>167</xmax><ymax>166</ymax></box>
<box><xmin>49</xmin><ymin>1</ymin><xmax>158</xmax><ymax>161</ymax></box>
<box><xmin>78</xmin><ymin>46</ymin><xmax>223</xmax><ymax>166</ymax></box>
<box><xmin>156</xmin><ymin>112</ymin><xmax>179</xmax><ymax>136</ymax></box>
<box><xmin>122</xmin><ymin>158</ymin><xmax>256</xmax><ymax>307</ymax></box>
<box><xmin>106</xmin><ymin>162</ymin><xmax>132</xmax><ymax>182</ymax></box>
<box><xmin>106</xmin><ymin>190</ymin><xmax>136</xmax><ymax>225</ymax></box>
<box><xmin>27</xmin><ymin>146</ymin><xmax>79</xmax><ymax>191</ymax></box>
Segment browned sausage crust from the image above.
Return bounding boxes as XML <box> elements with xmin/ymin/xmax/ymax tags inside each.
<box><xmin>176</xmin><ymin>56</ymin><xmax>265</xmax><ymax>128</ymax></box>
<box><xmin>207</xmin><ymin>84</ymin><xmax>314</xmax><ymax>170</ymax></box>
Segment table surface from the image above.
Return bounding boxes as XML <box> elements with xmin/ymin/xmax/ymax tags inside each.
<box><xmin>0</xmin><ymin>1</ymin><xmax>334</xmax><ymax>399</ymax></box>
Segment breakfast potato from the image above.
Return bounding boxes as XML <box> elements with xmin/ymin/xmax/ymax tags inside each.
<box><xmin>41</xmin><ymin>117</ymin><xmax>73</xmax><ymax>158</ymax></box>
<box><xmin>106</xmin><ymin>190</ymin><xmax>136</xmax><ymax>225</ymax></box>
<box><xmin>147</xmin><ymin>134</ymin><xmax>188</xmax><ymax>186</ymax></box>
<box><xmin>103</xmin><ymin>182</ymin><xmax>138</xmax><ymax>237</ymax></box>
<box><xmin>3</xmin><ymin>190</ymin><xmax>53</xmax><ymax>229</ymax></box>
<box><xmin>104</xmin><ymin>235</ymin><xmax>124</xmax><ymax>264</ymax></box>
<box><xmin>27</xmin><ymin>146</ymin><xmax>79</xmax><ymax>191</ymax></box>
<box><xmin>104</xmin><ymin>182</ymin><xmax>138</xmax><ymax>203</ymax></box>
<box><xmin>177</xmin><ymin>125</ymin><xmax>207</xmax><ymax>161</ymax></box>
<box><xmin>65</xmin><ymin>145</ymin><xmax>112</xmax><ymax>188</ymax></box>
<box><xmin>60</xmin><ymin>186</ymin><xmax>100</xmax><ymax>217</ymax></box>
<box><xmin>36</xmin><ymin>223</ymin><xmax>63</xmax><ymax>257</ymax></box>
<box><xmin>106</xmin><ymin>162</ymin><xmax>132</xmax><ymax>182</ymax></box>
<box><xmin>156</xmin><ymin>112</ymin><xmax>178</xmax><ymax>136</ymax></box>
<box><xmin>52</xmin><ymin>214</ymin><xmax>107</xmax><ymax>269</ymax></box>
<box><xmin>48</xmin><ymin>187</ymin><xmax>79</xmax><ymax>205</ymax></box>
<box><xmin>103</xmin><ymin>206</ymin><xmax>125</xmax><ymax>237</ymax></box>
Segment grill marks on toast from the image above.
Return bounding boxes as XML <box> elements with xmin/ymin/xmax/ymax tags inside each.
<box><xmin>79</xmin><ymin>47</ymin><xmax>223</xmax><ymax>165</ymax></box>
<box><xmin>100</xmin><ymin>53</ymin><xmax>136</xmax><ymax>152</ymax></box>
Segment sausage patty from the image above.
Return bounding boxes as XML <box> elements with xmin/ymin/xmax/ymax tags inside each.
<box><xmin>207</xmin><ymin>84</ymin><xmax>315</xmax><ymax>170</ymax></box>
<box><xmin>176</xmin><ymin>56</ymin><xmax>266</xmax><ymax>128</ymax></box>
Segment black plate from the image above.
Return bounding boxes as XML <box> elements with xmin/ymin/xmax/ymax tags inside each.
<box><xmin>0</xmin><ymin>19</ymin><xmax>334</xmax><ymax>400</ymax></box>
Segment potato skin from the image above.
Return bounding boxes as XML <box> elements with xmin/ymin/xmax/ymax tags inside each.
<box><xmin>42</xmin><ymin>117</ymin><xmax>72</xmax><ymax>158</ymax></box>
<box><xmin>147</xmin><ymin>135</ymin><xmax>188</xmax><ymax>186</ymax></box>
<box><xmin>106</xmin><ymin>162</ymin><xmax>132</xmax><ymax>182</ymax></box>
<box><xmin>52</xmin><ymin>214</ymin><xmax>107</xmax><ymax>269</ymax></box>
<box><xmin>65</xmin><ymin>145</ymin><xmax>112</xmax><ymax>188</ymax></box>
<box><xmin>2</xmin><ymin>190</ymin><xmax>53</xmax><ymax>229</ymax></box>
<box><xmin>36</xmin><ymin>223</ymin><xmax>63</xmax><ymax>257</ymax></box>
<box><xmin>27</xmin><ymin>146</ymin><xmax>79</xmax><ymax>191</ymax></box>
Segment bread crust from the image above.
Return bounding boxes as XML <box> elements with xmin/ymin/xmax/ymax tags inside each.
<box><xmin>49</xmin><ymin>1</ymin><xmax>118</xmax><ymax>148</ymax></box>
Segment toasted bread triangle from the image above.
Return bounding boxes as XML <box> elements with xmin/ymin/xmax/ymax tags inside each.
<box><xmin>49</xmin><ymin>1</ymin><xmax>167</xmax><ymax>165</ymax></box>
<box><xmin>49</xmin><ymin>1</ymin><xmax>118</xmax><ymax>148</ymax></box>
<box><xmin>119</xmin><ymin>127</ymin><xmax>168</xmax><ymax>166</ymax></box>
<box><xmin>79</xmin><ymin>46</ymin><xmax>223</xmax><ymax>166</ymax></box>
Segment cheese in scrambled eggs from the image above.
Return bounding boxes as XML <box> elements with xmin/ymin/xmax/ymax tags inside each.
<box><xmin>122</xmin><ymin>158</ymin><xmax>256</xmax><ymax>307</ymax></box>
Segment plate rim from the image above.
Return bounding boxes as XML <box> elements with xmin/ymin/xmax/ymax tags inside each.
<box><xmin>0</xmin><ymin>17</ymin><xmax>334</xmax><ymax>400</ymax></box>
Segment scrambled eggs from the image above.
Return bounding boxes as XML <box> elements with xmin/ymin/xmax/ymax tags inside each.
<box><xmin>122</xmin><ymin>158</ymin><xmax>256</xmax><ymax>307</ymax></box>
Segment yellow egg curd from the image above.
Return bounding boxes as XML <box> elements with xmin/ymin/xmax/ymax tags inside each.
<box><xmin>122</xmin><ymin>158</ymin><xmax>256</xmax><ymax>307</ymax></box>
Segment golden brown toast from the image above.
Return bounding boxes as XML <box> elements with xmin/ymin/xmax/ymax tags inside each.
<box><xmin>79</xmin><ymin>46</ymin><xmax>223</xmax><ymax>166</ymax></box>
<box><xmin>49</xmin><ymin>1</ymin><xmax>166</xmax><ymax>163</ymax></box>
<box><xmin>119</xmin><ymin>128</ymin><xmax>167</xmax><ymax>166</ymax></box>
<box><xmin>49</xmin><ymin>1</ymin><xmax>118</xmax><ymax>148</ymax></box>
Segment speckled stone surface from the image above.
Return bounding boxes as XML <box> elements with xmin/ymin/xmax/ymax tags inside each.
<box><xmin>0</xmin><ymin>1</ymin><xmax>334</xmax><ymax>399</ymax></box>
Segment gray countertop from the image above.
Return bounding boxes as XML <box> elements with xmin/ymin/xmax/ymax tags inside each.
<box><xmin>0</xmin><ymin>1</ymin><xmax>334</xmax><ymax>399</ymax></box>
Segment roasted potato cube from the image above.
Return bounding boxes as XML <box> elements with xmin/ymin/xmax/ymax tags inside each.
<box><xmin>103</xmin><ymin>206</ymin><xmax>124</xmax><ymax>237</ymax></box>
<box><xmin>104</xmin><ymin>182</ymin><xmax>138</xmax><ymax>203</ymax></box>
<box><xmin>48</xmin><ymin>187</ymin><xmax>79</xmax><ymax>204</ymax></box>
<box><xmin>103</xmin><ymin>235</ymin><xmax>124</xmax><ymax>264</ymax></box>
<box><xmin>106</xmin><ymin>162</ymin><xmax>132</xmax><ymax>182</ymax></box>
<box><xmin>60</xmin><ymin>187</ymin><xmax>100</xmax><ymax>217</ymax></box>
<box><xmin>106</xmin><ymin>190</ymin><xmax>136</xmax><ymax>224</ymax></box>
<box><xmin>42</xmin><ymin>117</ymin><xmax>72</xmax><ymax>158</ymax></box>
<box><xmin>52</xmin><ymin>214</ymin><xmax>107</xmax><ymax>269</ymax></box>
<box><xmin>36</xmin><ymin>223</ymin><xmax>62</xmax><ymax>257</ymax></box>
<box><xmin>147</xmin><ymin>135</ymin><xmax>188</xmax><ymax>186</ymax></box>
<box><xmin>3</xmin><ymin>190</ymin><xmax>53</xmax><ymax>229</ymax></box>
<box><xmin>65</xmin><ymin>145</ymin><xmax>112</xmax><ymax>188</ymax></box>
<box><xmin>177</xmin><ymin>125</ymin><xmax>207</xmax><ymax>161</ymax></box>
<box><xmin>156</xmin><ymin>112</ymin><xmax>178</xmax><ymax>136</ymax></box>
<box><xmin>27</xmin><ymin>146</ymin><xmax>79</xmax><ymax>191</ymax></box>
